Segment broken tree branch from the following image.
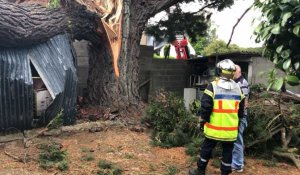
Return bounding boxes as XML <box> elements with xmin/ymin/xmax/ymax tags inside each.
<box><xmin>273</xmin><ymin>151</ymin><xmax>300</xmax><ymax>169</ymax></box>
<box><xmin>246</xmin><ymin>127</ymin><xmax>283</xmax><ymax>148</ymax></box>
<box><xmin>226</xmin><ymin>5</ymin><xmax>253</xmax><ymax>47</ymax></box>
<box><xmin>4</xmin><ymin>150</ymin><xmax>24</xmax><ymax>163</ymax></box>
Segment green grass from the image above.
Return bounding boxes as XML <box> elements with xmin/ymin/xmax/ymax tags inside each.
<box><xmin>82</xmin><ymin>152</ymin><xmax>95</xmax><ymax>161</ymax></box>
<box><xmin>165</xmin><ymin>165</ymin><xmax>178</xmax><ymax>175</ymax></box>
<box><xmin>97</xmin><ymin>159</ymin><xmax>122</xmax><ymax>175</ymax></box>
<box><xmin>124</xmin><ymin>153</ymin><xmax>135</xmax><ymax>159</ymax></box>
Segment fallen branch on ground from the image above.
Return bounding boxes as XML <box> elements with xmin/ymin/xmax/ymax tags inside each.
<box><xmin>273</xmin><ymin>151</ymin><xmax>300</xmax><ymax>169</ymax></box>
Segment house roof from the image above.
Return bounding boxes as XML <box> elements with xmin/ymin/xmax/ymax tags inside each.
<box><xmin>204</xmin><ymin>51</ymin><xmax>261</xmax><ymax>58</ymax></box>
<box><xmin>188</xmin><ymin>51</ymin><xmax>262</xmax><ymax>63</ymax></box>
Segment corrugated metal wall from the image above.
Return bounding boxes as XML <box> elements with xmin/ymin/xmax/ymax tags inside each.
<box><xmin>0</xmin><ymin>49</ymin><xmax>33</xmax><ymax>132</ymax></box>
<box><xmin>0</xmin><ymin>34</ymin><xmax>77</xmax><ymax>132</ymax></box>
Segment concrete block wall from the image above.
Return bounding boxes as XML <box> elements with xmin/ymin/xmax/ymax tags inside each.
<box><xmin>251</xmin><ymin>57</ymin><xmax>300</xmax><ymax>94</ymax></box>
<box><xmin>73</xmin><ymin>44</ymin><xmax>191</xmax><ymax>100</ymax></box>
<box><xmin>73</xmin><ymin>40</ymin><xmax>90</xmax><ymax>96</ymax></box>
<box><xmin>139</xmin><ymin>46</ymin><xmax>190</xmax><ymax>100</ymax></box>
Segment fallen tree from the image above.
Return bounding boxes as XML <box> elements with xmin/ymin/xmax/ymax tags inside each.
<box><xmin>246</xmin><ymin>87</ymin><xmax>300</xmax><ymax>168</ymax></box>
<box><xmin>0</xmin><ymin>0</ymin><xmax>236</xmax><ymax>112</ymax></box>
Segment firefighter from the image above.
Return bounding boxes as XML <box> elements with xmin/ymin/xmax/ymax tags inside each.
<box><xmin>189</xmin><ymin>59</ymin><xmax>245</xmax><ymax>175</ymax></box>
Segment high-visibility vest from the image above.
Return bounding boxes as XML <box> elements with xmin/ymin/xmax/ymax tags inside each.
<box><xmin>203</xmin><ymin>80</ymin><xmax>244</xmax><ymax>141</ymax></box>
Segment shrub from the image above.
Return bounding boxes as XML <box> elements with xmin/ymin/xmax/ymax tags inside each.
<box><xmin>143</xmin><ymin>90</ymin><xmax>201</xmax><ymax>148</ymax></box>
<box><xmin>39</xmin><ymin>143</ymin><xmax>68</xmax><ymax>171</ymax></box>
<box><xmin>97</xmin><ymin>159</ymin><xmax>122</xmax><ymax>175</ymax></box>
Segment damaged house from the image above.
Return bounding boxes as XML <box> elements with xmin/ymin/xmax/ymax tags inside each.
<box><xmin>0</xmin><ymin>34</ymin><xmax>77</xmax><ymax>133</ymax></box>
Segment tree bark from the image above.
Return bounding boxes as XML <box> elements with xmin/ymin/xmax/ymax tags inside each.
<box><xmin>87</xmin><ymin>0</ymin><xmax>183</xmax><ymax>109</ymax></box>
<box><xmin>0</xmin><ymin>0</ymin><xmax>183</xmax><ymax>111</ymax></box>
<box><xmin>0</xmin><ymin>0</ymin><xmax>102</xmax><ymax>47</ymax></box>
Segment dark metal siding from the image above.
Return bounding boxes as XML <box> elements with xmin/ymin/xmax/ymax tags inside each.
<box><xmin>0</xmin><ymin>34</ymin><xmax>77</xmax><ymax>132</ymax></box>
<box><xmin>0</xmin><ymin>49</ymin><xmax>33</xmax><ymax>132</ymax></box>
<box><xmin>29</xmin><ymin>35</ymin><xmax>77</xmax><ymax>125</ymax></box>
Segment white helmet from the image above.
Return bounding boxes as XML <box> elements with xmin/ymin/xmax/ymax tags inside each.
<box><xmin>215</xmin><ymin>59</ymin><xmax>238</xmax><ymax>90</ymax></box>
<box><xmin>216</xmin><ymin>59</ymin><xmax>236</xmax><ymax>75</ymax></box>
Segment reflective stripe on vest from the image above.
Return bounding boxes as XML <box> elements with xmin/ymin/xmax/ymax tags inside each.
<box><xmin>204</xmin><ymin>80</ymin><xmax>243</xmax><ymax>141</ymax></box>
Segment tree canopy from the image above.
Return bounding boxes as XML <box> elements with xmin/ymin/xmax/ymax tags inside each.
<box><xmin>198</xmin><ymin>39</ymin><xmax>262</xmax><ymax>56</ymax></box>
<box><xmin>254</xmin><ymin>0</ymin><xmax>300</xmax><ymax>89</ymax></box>
<box><xmin>145</xmin><ymin>0</ymin><xmax>234</xmax><ymax>43</ymax></box>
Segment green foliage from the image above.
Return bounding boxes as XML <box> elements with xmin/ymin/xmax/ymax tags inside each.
<box><xmin>154</xmin><ymin>53</ymin><xmax>175</xmax><ymax>59</ymax></box>
<box><xmin>190</xmin><ymin>26</ymin><xmax>217</xmax><ymax>55</ymax></box>
<box><xmin>97</xmin><ymin>160</ymin><xmax>122</xmax><ymax>175</ymax></box>
<box><xmin>39</xmin><ymin>143</ymin><xmax>68</xmax><ymax>171</ymax></box>
<box><xmin>266</xmin><ymin>69</ymin><xmax>285</xmax><ymax>91</ymax></box>
<box><xmin>144</xmin><ymin>90</ymin><xmax>200</xmax><ymax>148</ymax></box>
<box><xmin>82</xmin><ymin>152</ymin><xmax>95</xmax><ymax>161</ymax></box>
<box><xmin>124</xmin><ymin>153</ymin><xmax>135</xmax><ymax>159</ymax></box>
<box><xmin>58</xmin><ymin>160</ymin><xmax>69</xmax><ymax>171</ymax></box>
<box><xmin>245</xmin><ymin>87</ymin><xmax>300</xmax><ymax>158</ymax></box>
<box><xmin>189</xmin><ymin>99</ymin><xmax>201</xmax><ymax>115</ymax></box>
<box><xmin>98</xmin><ymin>160</ymin><xmax>113</xmax><ymax>169</ymax></box>
<box><xmin>47</xmin><ymin>110</ymin><xmax>64</xmax><ymax>129</ymax></box>
<box><xmin>185</xmin><ymin>137</ymin><xmax>204</xmax><ymax>157</ymax></box>
<box><xmin>48</xmin><ymin>0</ymin><xmax>61</xmax><ymax>9</ymax></box>
<box><xmin>202</xmin><ymin>39</ymin><xmax>240</xmax><ymax>55</ymax></box>
<box><xmin>254</xmin><ymin>0</ymin><xmax>300</xmax><ymax>88</ymax></box>
<box><xmin>165</xmin><ymin>165</ymin><xmax>178</xmax><ymax>175</ymax></box>
<box><xmin>146</xmin><ymin>1</ymin><xmax>234</xmax><ymax>43</ymax></box>
<box><xmin>81</xmin><ymin>147</ymin><xmax>95</xmax><ymax>161</ymax></box>
<box><xmin>286</xmin><ymin>104</ymin><xmax>300</xmax><ymax>129</ymax></box>
<box><xmin>211</xmin><ymin>158</ymin><xmax>220</xmax><ymax>168</ymax></box>
<box><xmin>199</xmin><ymin>38</ymin><xmax>263</xmax><ymax>56</ymax></box>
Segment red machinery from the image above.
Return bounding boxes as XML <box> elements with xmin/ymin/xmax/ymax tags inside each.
<box><xmin>172</xmin><ymin>36</ymin><xmax>189</xmax><ymax>60</ymax></box>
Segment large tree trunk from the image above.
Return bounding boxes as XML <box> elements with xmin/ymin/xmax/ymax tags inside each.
<box><xmin>0</xmin><ymin>0</ymin><xmax>182</xmax><ymax>111</ymax></box>
<box><xmin>0</xmin><ymin>0</ymin><xmax>103</xmax><ymax>47</ymax></box>
<box><xmin>87</xmin><ymin>0</ymin><xmax>182</xmax><ymax>109</ymax></box>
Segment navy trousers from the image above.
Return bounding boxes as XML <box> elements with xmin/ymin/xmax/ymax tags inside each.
<box><xmin>197</xmin><ymin>138</ymin><xmax>234</xmax><ymax>174</ymax></box>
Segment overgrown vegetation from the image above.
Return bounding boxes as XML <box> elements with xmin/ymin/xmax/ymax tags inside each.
<box><xmin>97</xmin><ymin>159</ymin><xmax>123</xmax><ymax>175</ymax></box>
<box><xmin>201</xmin><ymin>39</ymin><xmax>263</xmax><ymax>56</ymax></box>
<box><xmin>245</xmin><ymin>84</ymin><xmax>300</xmax><ymax>168</ymax></box>
<box><xmin>143</xmin><ymin>90</ymin><xmax>200</xmax><ymax>148</ymax></box>
<box><xmin>39</xmin><ymin>143</ymin><xmax>68</xmax><ymax>171</ymax></box>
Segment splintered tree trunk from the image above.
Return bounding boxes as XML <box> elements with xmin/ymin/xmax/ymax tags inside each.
<box><xmin>87</xmin><ymin>0</ymin><xmax>182</xmax><ymax>109</ymax></box>
<box><xmin>87</xmin><ymin>2</ymin><xmax>142</xmax><ymax>108</ymax></box>
<box><xmin>0</xmin><ymin>0</ymin><xmax>182</xmax><ymax>111</ymax></box>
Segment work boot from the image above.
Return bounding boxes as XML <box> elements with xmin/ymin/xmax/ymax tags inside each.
<box><xmin>188</xmin><ymin>168</ymin><xmax>206</xmax><ymax>175</ymax></box>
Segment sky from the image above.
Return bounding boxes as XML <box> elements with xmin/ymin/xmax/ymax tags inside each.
<box><xmin>210</xmin><ymin>0</ymin><xmax>262</xmax><ymax>48</ymax></box>
<box><xmin>151</xmin><ymin>0</ymin><xmax>262</xmax><ymax>48</ymax></box>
